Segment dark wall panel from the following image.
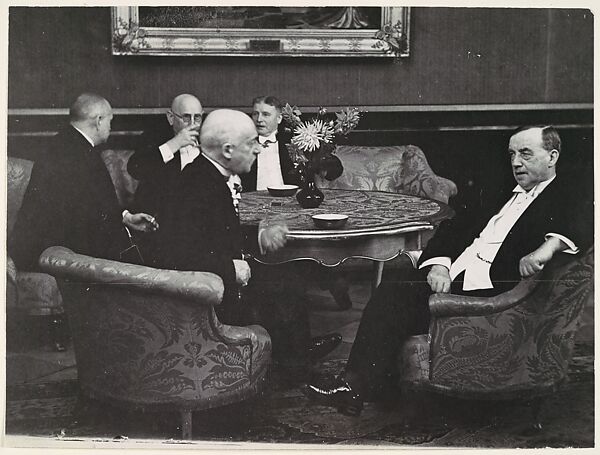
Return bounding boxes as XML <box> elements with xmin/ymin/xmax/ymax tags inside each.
<box><xmin>8</xmin><ymin>7</ymin><xmax>593</xmax><ymax>109</ymax></box>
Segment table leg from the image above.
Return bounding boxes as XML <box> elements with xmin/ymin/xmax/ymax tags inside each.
<box><xmin>372</xmin><ymin>261</ymin><xmax>384</xmax><ymax>295</ymax></box>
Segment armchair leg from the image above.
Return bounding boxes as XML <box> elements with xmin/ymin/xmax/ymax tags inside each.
<box><xmin>372</xmin><ymin>261</ymin><xmax>384</xmax><ymax>295</ymax></box>
<box><xmin>50</xmin><ymin>313</ymin><xmax>69</xmax><ymax>352</ymax></box>
<box><xmin>181</xmin><ymin>409</ymin><xmax>193</xmax><ymax>440</ymax></box>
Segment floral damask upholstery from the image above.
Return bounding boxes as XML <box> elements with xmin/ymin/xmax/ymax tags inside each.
<box><xmin>315</xmin><ymin>145</ymin><xmax>457</xmax><ymax>204</ymax></box>
<box><xmin>101</xmin><ymin>149</ymin><xmax>138</xmax><ymax>207</ymax></box>
<box><xmin>39</xmin><ymin>246</ymin><xmax>272</xmax><ymax>440</ymax></box>
<box><xmin>7</xmin><ymin>157</ymin><xmax>64</xmax><ymax>316</ymax></box>
<box><xmin>400</xmin><ymin>248</ymin><xmax>594</xmax><ymax>399</ymax></box>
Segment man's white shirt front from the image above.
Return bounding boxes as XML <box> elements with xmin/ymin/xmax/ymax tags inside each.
<box><xmin>159</xmin><ymin>142</ymin><xmax>200</xmax><ymax>171</ymax></box>
<box><xmin>256</xmin><ymin>134</ymin><xmax>284</xmax><ymax>191</ymax></box>
<box><xmin>420</xmin><ymin>176</ymin><xmax>578</xmax><ymax>290</ymax></box>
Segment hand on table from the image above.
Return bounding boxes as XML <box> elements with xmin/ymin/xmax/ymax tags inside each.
<box><xmin>427</xmin><ymin>264</ymin><xmax>451</xmax><ymax>293</ymax></box>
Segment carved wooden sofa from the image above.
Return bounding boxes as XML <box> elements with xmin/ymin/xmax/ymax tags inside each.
<box><xmin>399</xmin><ymin>247</ymin><xmax>594</xmax><ymax>428</ymax></box>
<box><xmin>39</xmin><ymin>246</ymin><xmax>272</xmax><ymax>440</ymax></box>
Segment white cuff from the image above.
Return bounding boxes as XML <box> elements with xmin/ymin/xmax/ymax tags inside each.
<box><xmin>122</xmin><ymin>209</ymin><xmax>130</xmax><ymax>221</ymax></box>
<box><xmin>159</xmin><ymin>142</ymin><xmax>176</xmax><ymax>163</ymax></box>
<box><xmin>419</xmin><ymin>256</ymin><xmax>451</xmax><ymax>270</ymax></box>
<box><xmin>545</xmin><ymin>233</ymin><xmax>579</xmax><ymax>254</ymax></box>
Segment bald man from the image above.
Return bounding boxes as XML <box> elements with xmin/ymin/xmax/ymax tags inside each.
<box><xmin>10</xmin><ymin>92</ymin><xmax>157</xmax><ymax>271</ymax></box>
<box><xmin>152</xmin><ymin>109</ymin><xmax>341</xmax><ymax>382</ymax></box>
<box><xmin>127</xmin><ymin>94</ymin><xmax>204</xmax><ymax>249</ymax></box>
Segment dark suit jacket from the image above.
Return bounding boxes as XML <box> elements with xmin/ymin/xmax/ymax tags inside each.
<box><xmin>151</xmin><ymin>154</ymin><xmax>258</xmax><ymax>303</ymax></box>
<box><xmin>9</xmin><ymin>126</ymin><xmax>130</xmax><ymax>270</ymax></box>
<box><xmin>418</xmin><ymin>174</ymin><xmax>593</xmax><ymax>293</ymax></box>
<box><xmin>127</xmin><ymin>125</ymin><xmax>183</xmax><ymax>218</ymax></box>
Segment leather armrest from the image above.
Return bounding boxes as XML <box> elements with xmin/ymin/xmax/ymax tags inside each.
<box><xmin>428</xmin><ymin>273</ymin><xmax>540</xmax><ymax>317</ymax></box>
<box><xmin>39</xmin><ymin>246</ymin><xmax>224</xmax><ymax>306</ymax></box>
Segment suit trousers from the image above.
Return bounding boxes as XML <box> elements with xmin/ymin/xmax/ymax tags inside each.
<box><xmin>217</xmin><ymin>262</ymin><xmax>312</xmax><ymax>371</ymax></box>
<box><xmin>346</xmin><ymin>265</ymin><xmax>499</xmax><ymax>399</ymax></box>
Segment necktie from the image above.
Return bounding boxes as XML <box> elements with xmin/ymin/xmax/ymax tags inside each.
<box><xmin>261</xmin><ymin>139</ymin><xmax>276</xmax><ymax>148</ymax></box>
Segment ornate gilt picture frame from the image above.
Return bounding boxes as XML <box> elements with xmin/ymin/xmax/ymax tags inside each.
<box><xmin>111</xmin><ymin>6</ymin><xmax>410</xmax><ymax>57</ymax></box>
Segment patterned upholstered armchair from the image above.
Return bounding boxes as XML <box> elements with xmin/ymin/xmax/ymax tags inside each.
<box><xmin>6</xmin><ymin>151</ymin><xmax>137</xmax><ymax>351</ymax></box>
<box><xmin>7</xmin><ymin>157</ymin><xmax>65</xmax><ymax>349</ymax></box>
<box><xmin>39</xmin><ymin>246</ymin><xmax>272</xmax><ymax>440</ymax></box>
<box><xmin>315</xmin><ymin>145</ymin><xmax>457</xmax><ymax>204</ymax></box>
<box><xmin>400</xmin><ymin>248</ymin><xmax>594</xmax><ymax>427</ymax></box>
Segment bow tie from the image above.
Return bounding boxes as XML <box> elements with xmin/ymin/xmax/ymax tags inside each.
<box><xmin>224</xmin><ymin>175</ymin><xmax>243</xmax><ymax>194</ymax></box>
<box><xmin>261</xmin><ymin>139</ymin><xmax>277</xmax><ymax>148</ymax></box>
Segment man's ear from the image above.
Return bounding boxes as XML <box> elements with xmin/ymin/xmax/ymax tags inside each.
<box><xmin>549</xmin><ymin>149</ymin><xmax>559</xmax><ymax>167</ymax></box>
<box><xmin>166</xmin><ymin>111</ymin><xmax>174</xmax><ymax>127</ymax></box>
<box><xmin>276</xmin><ymin>113</ymin><xmax>282</xmax><ymax>125</ymax></box>
<box><xmin>222</xmin><ymin>143</ymin><xmax>233</xmax><ymax>160</ymax></box>
<box><xmin>94</xmin><ymin>115</ymin><xmax>104</xmax><ymax>131</ymax></box>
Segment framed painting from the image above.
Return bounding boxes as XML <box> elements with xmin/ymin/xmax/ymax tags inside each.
<box><xmin>111</xmin><ymin>6</ymin><xmax>410</xmax><ymax>57</ymax></box>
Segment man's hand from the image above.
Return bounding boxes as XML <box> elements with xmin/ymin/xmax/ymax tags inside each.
<box><xmin>519</xmin><ymin>237</ymin><xmax>567</xmax><ymax>277</ymax></box>
<box><xmin>123</xmin><ymin>212</ymin><xmax>159</xmax><ymax>232</ymax></box>
<box><xmin>168</xmin><ymin>124</ymin><xmax>200</xmax><ymax>150</ymax></box>
<box><xmin>259</xmin><ymin>222</ymin><xmax>289</xmax><ymax>254</ymax></box>
<box><xmin>233</xmin><ymin>259</ymin><xmax>251</xmax><ymax>287</ymax></box>
<box><xmin>427</xmin><ymin>264</ymin><xmax>451</xmax><ymax>293</ymax></box>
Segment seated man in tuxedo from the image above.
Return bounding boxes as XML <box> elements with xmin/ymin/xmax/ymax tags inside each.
<box><xmin>248</xmin><ymin>95</ymin><xmax>352</xmax><ymax>310</ymax></box>
<box><xmin>126</xmin><ymin>94</ymin><xmax>203</xmax><ymax>263</ymax></box>
<box><xmin>305</xmin><ymin>125</ymin><xmax>592</xmax><ymax>416</ymax></box>
<box><xmin>10</xmin><ymin>92</ymin><xmax>158</xmax><ymax>272</ymax></box>
<box><xmin>151</xmin><ymin>109</ymin><xmax>341</xmax><ymax>382</ymax></box>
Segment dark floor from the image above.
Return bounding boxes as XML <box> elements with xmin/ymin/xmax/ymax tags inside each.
<box><xmin>4</xmin><ymin>268</ymin><xmax>595</xmax><ymax>449</ymax></box>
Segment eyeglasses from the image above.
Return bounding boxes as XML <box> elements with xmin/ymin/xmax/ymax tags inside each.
<box><xmin>170</xmin><ymin>111</ymin><xmax>203</xmax><ymax>124</ymax></box>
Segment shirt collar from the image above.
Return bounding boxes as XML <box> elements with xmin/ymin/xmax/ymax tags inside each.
<box><xmin>259</xmin><ymin>133</ymin><xmax>277</xmax><ymax>144</ymax></box>
<box><xmin>72</xmin><ymin>126</ymin><xmax>95</xmax><ymax>147</ymax></box>
<box><xmin>512</xmin><ymin>175</ymin><xmax>556</xmax><ymax>198</ymax></box>
<box><xmin>202</xmin><ymin>152</ymin><xmax>233</xmax><ymax>177</ymax></box>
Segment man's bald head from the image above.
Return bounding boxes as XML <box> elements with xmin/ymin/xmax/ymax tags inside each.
<box><xmin>200</xmin><ymin>109</ymin><xmax>260</xmax><ymax>175</ymax></box>
<box><xmin>168</xmin><ymin>94</ymin><xmax>203</xmax><ymax>134</ymax></box>
<box><xmin>69</xmin><ymin>93</ymin><xmax>113</xmax><ymax>146</ymax></box>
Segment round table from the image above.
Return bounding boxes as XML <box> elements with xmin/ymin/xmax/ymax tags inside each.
<box><xmin>239</xmin><ymin>189</ymin><xmax>454</xmax><ymax>290</ymax></box>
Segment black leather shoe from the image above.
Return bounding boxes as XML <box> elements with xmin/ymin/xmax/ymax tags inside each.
<box><xmin>309</xmin><ymin>333</ymin><xmax>342</xmax><ymax>361</ymax></box>
<box><xmin>304</xmin><ymin>375</ymin><xmax>363</xmax><ymax>416</ymax></box>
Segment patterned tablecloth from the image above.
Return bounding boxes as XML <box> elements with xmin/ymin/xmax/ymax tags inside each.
<box><xmin>239</xmin><ymin>189</ymin><xmax>453</xmax><ymax>237</ymax></box>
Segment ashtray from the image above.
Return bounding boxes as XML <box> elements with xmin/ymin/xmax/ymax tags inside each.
<box><xmin>267</xmin><ymin>185</ymin><xmax>299</xmax><ymax>197</ymax></box>
<box><xmin>312</xmin><ymin>214</ymin><xmax>349</xmax><ymax>229</ymax></box>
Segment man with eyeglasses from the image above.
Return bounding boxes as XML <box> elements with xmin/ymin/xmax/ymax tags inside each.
<box><xmin>127</xmin><ymin>93</ymin><xmax>204</xmax><ymax>264</ymax></box>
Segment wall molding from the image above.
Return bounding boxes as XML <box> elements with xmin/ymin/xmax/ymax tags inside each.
<box><xmin>7</xmin><ymin>103</ymin><xmax>594</xmax><ymax>116</ymax></box>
